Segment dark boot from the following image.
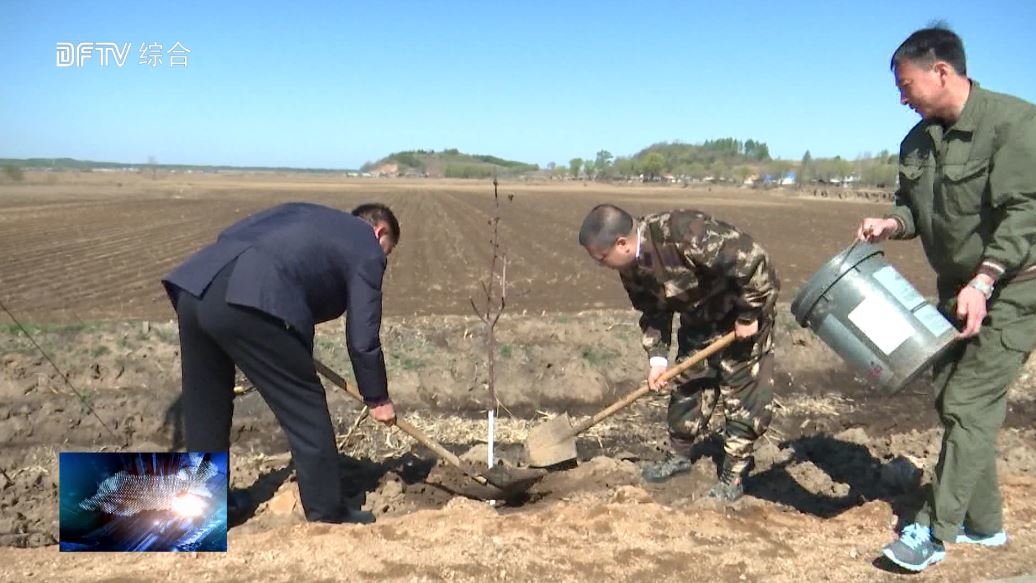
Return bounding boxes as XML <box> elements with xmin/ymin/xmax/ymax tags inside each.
<box><xmin>642</xmin><ymin>452</ymin><xmax>694</xmax><ymax>483</ymax></box>
<box><xmin>704</xmin><ymin>459</ymin><xmax>745</xmax><ymax>502</ymax></box>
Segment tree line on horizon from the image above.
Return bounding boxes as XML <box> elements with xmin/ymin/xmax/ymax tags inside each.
<box><xmin>360</xmin><ymin>139</ymin><xmax>898</xmax><ymax>188</ymax></box>
<box><xmin>1</xmin><ymin>140</ymin><xmax>900</xmax><ymax>188</ymax></box>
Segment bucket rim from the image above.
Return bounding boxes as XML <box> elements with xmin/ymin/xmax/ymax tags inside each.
<box><xmin>790</xmin><ymin>241</ymin><xmax>885</xmax><ymax>325</ymax></box>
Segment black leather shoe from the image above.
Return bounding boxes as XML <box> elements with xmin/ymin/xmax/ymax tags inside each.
<box><xmin>228</xmin><ymin>490</ymin><xmax>253</xmax><ymax>526</ymax></box>
<box><xmin>341</xmin><ymin>508</ymin><xmax>376</xmax><ymax>525</ymax></box>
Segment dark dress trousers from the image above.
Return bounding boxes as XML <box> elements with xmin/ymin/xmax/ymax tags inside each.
<box><xmin>162</xmin><ymin>202</ymin><xmax>389</xmax><ymax>522</ymax></box>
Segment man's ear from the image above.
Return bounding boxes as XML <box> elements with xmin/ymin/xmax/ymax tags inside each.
<box><xmin>934</xmin><ymin>61</ymin><xmax>953</xmax><ymax>83</ymax></box>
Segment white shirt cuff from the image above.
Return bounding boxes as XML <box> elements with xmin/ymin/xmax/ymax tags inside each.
<box><xmin>649</xmin><ymin>356</ymin><xmax>669</xmax><ymax>368</ymax></box>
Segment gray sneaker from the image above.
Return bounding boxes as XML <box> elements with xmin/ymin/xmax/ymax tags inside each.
<box><xmin>956</xmin><ymin>526</ymin><xmax>1007</xmax><ymax>547</ymax></box>
<box><xmin>882</xmin><ymin>523</ymin><xmax>945</xmax><ymax>572</ymax></box>
<box><xmin>642</xmin><ymin>452</ymin><xmax>693</xmax><ymax>483</ymax></box>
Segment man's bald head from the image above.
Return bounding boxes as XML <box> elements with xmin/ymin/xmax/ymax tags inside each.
<box><xmin>579</xmin><ymin>204</ymin><xmax>634</xmax><ymax>252</ymax></box>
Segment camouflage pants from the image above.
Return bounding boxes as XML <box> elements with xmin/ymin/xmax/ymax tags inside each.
<box><xmin>666</xmin><ymin>315</ymin><xmax>776</xmax><ymax>476</ymax></box>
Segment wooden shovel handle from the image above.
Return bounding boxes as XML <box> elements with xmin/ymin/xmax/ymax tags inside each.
<box><xmin>570</xmin><ymin>330</ymin><xmax>737</xmax><ymax>436</ymax></box>
<box><xmin>313</xmin><ymin>359</ymin><xmax>480</xmax><ymax>482</ymax></box>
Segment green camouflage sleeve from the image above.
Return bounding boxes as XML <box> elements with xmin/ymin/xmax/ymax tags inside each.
<box><xmin>671</xmin><ymin>213</ymin><xmax>779</xmax><ymax>325</ymax></box>
<box><xmin>619</xmin><ymin>268</ymin><xmax>673</xmax><ymax>359</ymax></box>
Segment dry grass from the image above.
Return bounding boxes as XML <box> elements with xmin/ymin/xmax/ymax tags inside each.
<box><xmin>775</xmin><ymin>393</ymin><xmax>853</xmax><ymax>417</ymax></box>
<box><xmin>312</xmin><ymin>403</ymin><xmax>671</xmax><ymax>463</ymax></box>
<box><xmin>391</xmin><ymin>410</ymin><xmax>533</xmax><ymax>445</ymax></box>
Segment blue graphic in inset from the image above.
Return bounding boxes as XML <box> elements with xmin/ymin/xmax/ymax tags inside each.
<box><xmin>59</xmin><ymin>451</ymin><xmax>228</xmax><ymax>552</ymax></box>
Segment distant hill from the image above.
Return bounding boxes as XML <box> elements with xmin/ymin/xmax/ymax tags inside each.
<box><xmin>361</xmin><ymin>149</ymin><xmax>539</xmax><ymax>178</ymax></box>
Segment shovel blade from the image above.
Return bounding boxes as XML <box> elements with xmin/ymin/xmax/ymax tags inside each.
<box><xmin>481</xmin><ymin>465</ymin><xmax>546</xmax><ymax>498</ymax></box>
<box><xmin>525</xmin><ymin>412</ymin><xmax>578</xmax><ymax>468</ymax></box>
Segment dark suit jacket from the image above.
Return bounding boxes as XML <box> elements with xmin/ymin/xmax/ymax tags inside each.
<box><xmin>163</xmin><ymin>202</ymin><xmax>388</xmax><ymax>403</ymax></box>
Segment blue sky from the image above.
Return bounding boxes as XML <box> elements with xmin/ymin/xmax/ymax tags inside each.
<box><xmin>3</xmin><ymin>1</ymin><xmax>1035</xmax><ymax>169</ymax></box>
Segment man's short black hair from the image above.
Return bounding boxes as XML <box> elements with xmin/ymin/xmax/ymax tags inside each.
<box><xmin>891</xmin><ymin>23</ymin><xmax>967</xmax><ymax>76</ymax></box>
<box><xmin>353</xmin><ymin>203</ymin><xmax>400</xmax><ymax>244</ymax></box>
<box><xmin>578</xmin><ymin>204</ymin><xmax>634</xmax><ymax>251</ymax></box>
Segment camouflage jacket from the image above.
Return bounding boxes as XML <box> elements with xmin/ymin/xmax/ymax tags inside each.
<box><xmin>619</xmin><ymin>210</ymin><xmax>779</xmax><ymax>359</ymax></box>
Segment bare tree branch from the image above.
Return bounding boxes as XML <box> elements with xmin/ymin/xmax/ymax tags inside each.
<box><xmin>466</xmin><ymin>178</ymin><xmax>512</xmax><ymax>412</ymax></box>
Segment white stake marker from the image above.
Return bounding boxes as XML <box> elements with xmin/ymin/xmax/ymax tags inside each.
<box><xmin>487</xmin><ymin>409</ymin><xmax>495</xmax><ymax>467</ymax></box>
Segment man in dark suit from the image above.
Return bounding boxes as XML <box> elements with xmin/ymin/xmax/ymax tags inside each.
<box><xmin>162</xmin><ymin>202</ymin><xmax>400</xmax><ymax>524</ymax></box>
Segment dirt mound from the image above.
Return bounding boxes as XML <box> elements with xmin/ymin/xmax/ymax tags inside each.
<box><xmin>2</xmin><ymin>310</ymin><xmax>1036</xmax><ymax>580</ymax></box>
<box><xmin>3</xmin><ymin>474</ymin><xmax>1035</xmax><ymax>582</ymax></box>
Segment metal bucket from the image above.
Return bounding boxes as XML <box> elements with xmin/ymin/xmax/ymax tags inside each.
<box><xmin>790</xmin><ymin>242</ymin><xmax>957</xmax><ymax>393</ymax></box>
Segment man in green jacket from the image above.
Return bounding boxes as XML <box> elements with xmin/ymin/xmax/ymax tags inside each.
<box><xmin>858</xmin><ymin>25</ymin><xmax>1036</xmax><ymax>572</ymax></box>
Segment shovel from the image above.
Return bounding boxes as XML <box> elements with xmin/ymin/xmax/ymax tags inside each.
<box><xmin>314</xmin><ymin>359</ymin><xmax>545</xmax><ymax>499</ymax></box>
<box><xmin>525</xmin><ymin>331</ymin><xmax>737</xmax><ymax>468</ymax></box>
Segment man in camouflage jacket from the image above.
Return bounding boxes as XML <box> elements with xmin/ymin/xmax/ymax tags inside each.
<box><xmin>579</xmin><ymin>204</ymin><xmax>779</xmax><ymax>501</ymax></box>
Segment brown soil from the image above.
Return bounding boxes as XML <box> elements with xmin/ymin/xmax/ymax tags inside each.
<box><xmin>2</xmin><ymin>310</ymin><xmax>1035</xmax><ymax>582</ymax></box>
<box><xmin>1</xmin><ymin>177</ymin><xmax>1033</xmax><ymax>582</ymax></box>
<box><xmin>0</xmin><ymin>176</ymin><xmax>935</xmax><ymax>322</ymax></box>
